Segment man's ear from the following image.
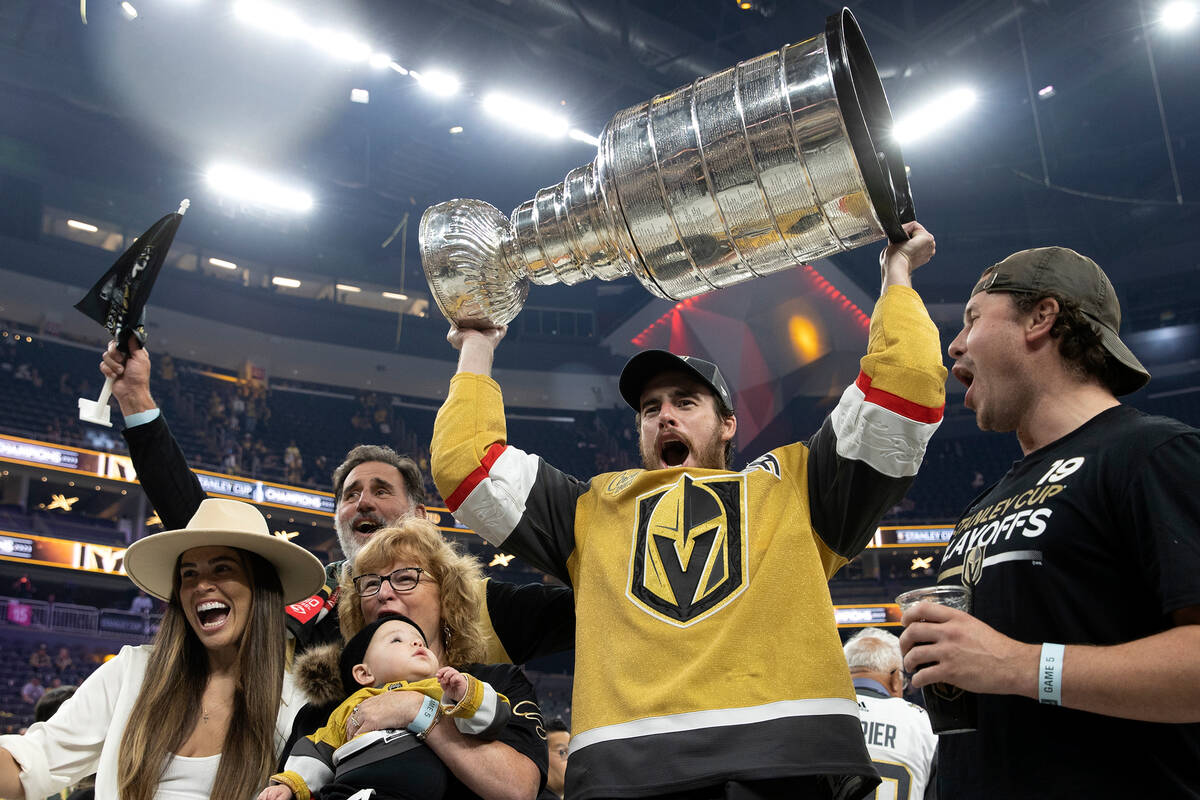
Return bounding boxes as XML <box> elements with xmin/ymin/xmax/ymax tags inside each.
<box><xmin>1025</xmin><ymin>297</ymin><xmax>1060</xmax><ymax>343</ymax></box>
<box><xmin>720</xmin><ymin>413</ymin><xmax>737</xmax><ymax>443</ymax></box>
<box><xmin>352</xmin><ymin>662</ymin><xmax>374</xmax><ymax>687</ymax></box>
<box><xmin>414</xmin><ymin>505</ymin><xmax>427</xmax><ymax>520</ymax></box>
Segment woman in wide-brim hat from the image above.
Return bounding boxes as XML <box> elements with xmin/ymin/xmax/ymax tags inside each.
<box><xmin>0</xmin><ymin>498</ymin><xmax>325</xmax><ymax>800</ymax></box>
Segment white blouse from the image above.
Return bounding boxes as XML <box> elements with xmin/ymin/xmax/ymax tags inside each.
<box><xmin>0</xmin><ymin>644</ymin><xmax>302</xmax><ymax>800</ymax></box>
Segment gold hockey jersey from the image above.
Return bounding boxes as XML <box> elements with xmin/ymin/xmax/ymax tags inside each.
<box><xmin>433</xmin><ymin>285</ymin><xmax>946</xmax><ymax>799</ymax></box>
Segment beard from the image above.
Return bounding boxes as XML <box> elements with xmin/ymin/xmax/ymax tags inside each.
<box><xmin>334</xmin><ymin>511</ymin><xmax>389</xmax><ymax>562</ymax></box>
<box><xmin>639</xmin><ymin>423</ymin><xmax>729</xmax><ymax>471</ymax></box>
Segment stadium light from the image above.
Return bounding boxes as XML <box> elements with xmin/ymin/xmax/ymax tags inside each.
<box><xmin>208</xmin><ymin>257</ymin><xmax>238</xmax><ymax>270</ymax></box>
<box><xmin>67</xmin><ymin>220</ymin><xmax>99</xmax><ymax>233</ymax></box>
<box><xmin>568</xmin><ymin>128</ymin><xmax>601</xmax><ymax>147</ymax></box>
<box><xmin>121</xmin><ymin>2</ymin><xmax>139</xmax><ymax>19</ymax></box>
<box><xmin>412</xmin><ymin>69</ymin><xmax>461</xmax><ymax>98</ymax></box>
<box><xmin>1161</xmin><ymin>2</ymin><xmax>1197</xmax><ymax>29</ymax></box>
<box><xmin>388</xmin><ymin>61</ymin><xmax>409</xmax><ymax>75</ymax></box>
<box><xmin>369</xmin><ymin>52</ymin><xmax>392</xmax><ymax>70</ymax></box>
<box><xmin>382</xmin><ymin>291</ymin><xmax>408</xmax><ymax>300</ymax></box>
<box><xmin>1037</xmin><ymin>85</ymin><xmax>1056</xmax><ymax>99</ymax></box>
<box><xmin>205</xmin><ymin>163</ymin><xmax>314</xmax><ymax>212</ymax></box>
<box><xmin>309</xmin><ymin>29</ymin><xmax>371</xmax><ymax>62</ymax></box>
<box><xmin>350</xmin><ymin>88</ymin><xmax>370</xmax><ymax>104</ymax></box>
<box><xmin>891</xmin><ymin>87</ymin><xmax>978</xmax><ymax>145</ymax></box>
<box><xmin>272</xmin><ymin>276</ymin><xmax>301</xmax><ymax>288</ymax></box>
<box><xmin>335</xmin><ymin>283</ymin><xmax>361</xmax><ymax>292</ymax></box>
<box><xmin>482</xmin><ymin>92</ymin><xmax>569</xmax><ymax>138</ymax></box>
<box><xmin>232</xmin><ymin>1</ymin><xmax>308</xmax><ymax>39</ymax></box>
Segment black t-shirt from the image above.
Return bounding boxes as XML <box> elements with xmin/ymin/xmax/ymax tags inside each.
<box><xmin>936</xmin><ymin>405</ymin><xmax>1200</xmax><ymax>798</ymax></box>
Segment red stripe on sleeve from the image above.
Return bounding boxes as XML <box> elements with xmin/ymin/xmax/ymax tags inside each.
<box><xmin>855</xmin><ymin>372</ymin><xmax>944</xmax><ymax>424</ymax></box>
<box><xmin>445</xmin><ymin>442</ymin><xmax>507</xmax><ymax>511</ymax></box>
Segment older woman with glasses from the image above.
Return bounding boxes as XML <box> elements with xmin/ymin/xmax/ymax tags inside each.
<box><xmin>291</xmin><ymin>518</ymin><xmax>546</xmax><ymax>800</ymax></box>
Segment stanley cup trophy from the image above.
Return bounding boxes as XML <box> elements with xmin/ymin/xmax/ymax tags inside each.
<box><xmin>420</xmin><ymin>9</ymin><xmax>914</xmax><ymax>328</ymax></box>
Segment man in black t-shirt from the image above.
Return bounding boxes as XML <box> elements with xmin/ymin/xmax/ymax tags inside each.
<box><xmin>899</xmin><ymin>246</ymin><xmax>1200</xmax><ymax>798</ymax></box>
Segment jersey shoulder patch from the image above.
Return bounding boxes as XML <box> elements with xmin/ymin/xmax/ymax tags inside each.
<box><xmin>741</xmin><ymin>453</ymin><xmax>782</xmax><ymax>480</ymax></box>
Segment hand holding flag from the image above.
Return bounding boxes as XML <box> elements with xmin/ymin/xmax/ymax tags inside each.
<box><xmin>74</xmin><ymin>199</ymin><xmax>189</xmax><ymax>426</ymax></box>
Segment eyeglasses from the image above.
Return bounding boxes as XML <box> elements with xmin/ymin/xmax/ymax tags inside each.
<box><xmin>353</xmin><ymin>567</ymin><xmax>426</xmax><ymax>597</ymax></box>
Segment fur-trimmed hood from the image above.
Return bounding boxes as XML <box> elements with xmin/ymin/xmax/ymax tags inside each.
<box><xmin>292</xmin><ymin>641</ymin><xmax>345</xmax><ymax>708</ymax></box>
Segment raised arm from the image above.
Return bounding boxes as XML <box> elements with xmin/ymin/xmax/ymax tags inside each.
<box><xmin>433</xmin><ymin>325</ymin><xmax>587</xmax><ymax>585</ymax></box>
<box><xmin>804</xmin><ymin>220</ymin><xmax>946</xmax><ymax>574</ymax></box>
<box><xmin>100</xmin><ymin>338</ymin><xmax>206</xmax><ymax>528</ymax></box>
<box><xmin>449</xmin><ymin>325</ymin><xmax>508</xmax><ymax>377</ymax></box>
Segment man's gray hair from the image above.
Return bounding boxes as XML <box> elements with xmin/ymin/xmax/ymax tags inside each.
<box><xmin>843</xmin><ymin>627</ymin><xmax>903</xmax><ymax>673</ymax></box>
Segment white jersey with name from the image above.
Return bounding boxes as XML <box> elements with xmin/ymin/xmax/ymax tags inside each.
<box><xmin>856</xmin><ymin>689</ymin><xmax>937</xmax><ymax>800</ymax></box>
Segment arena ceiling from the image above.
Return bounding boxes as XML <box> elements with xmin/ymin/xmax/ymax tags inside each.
<box><xmin>1</xmin><ymin>0</ymin><xmax>1197</xmax><ymax>339</ymax></box>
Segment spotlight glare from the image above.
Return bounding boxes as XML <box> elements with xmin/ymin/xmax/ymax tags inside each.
<box><xmin>413</xmin><ymin>69</ymin><xmax>461</xmax><ymax>98</ymax></box>
<box><xmin>121</xmin><ymin>2</ymin><xmax>138</xmax><ymax>19</ymax></box>
<box><xmin>350</xmin><ymin>88</ymin><xmax>370</xmax><ymax>104</ymax></box>
<box><xmin>310</xmin><ymin>29</ymin><xmax>371</xmax><ymax>62</ymax></box>
<box><xmin>482</xmin><ymin>92</ymin><xmax>570</xmax><ymax>138</ymax></box>
<box><xmin>67</xmin><ymin>220</ymin><xmax>99</xmax><ymax>233</ymax></box>
<box><xmin>1037</xmin><ymin>84</ymin><xmax>1056</xmax><ymax>99</ymax></box>
<box><xmin>891</xmin><ymin>86</ymin><xmax>977</xmax><ymax>145</ymax></box>
<box><xmin>568</xmin><ymin>128</ymin><xmax>601</xmax><ymax>147</ymax></box>
<box><xmin>369</xmin><ymin>52</ymin><xmax>392</xmax><ymax>70</ymax></box>
<box><xmin>388</xmin><ymin>61</ymin><xmax>409</xmax><ymax>75</ymax></box>
<box><xmin>233</xmin><ymin>1</ymin><xmax>308</xmax><ymax>38</ymax></box>
<box><xmin>1161</xmin><ymin>1</ymin><xmax>1197</xmax><ymax>29</ymax></box>
<box><xmin>449</xmin><ymin>125</ymin><xmax>464</xmax><ymax>134</ymax></box>
<box><xmin>205</xmin><ymin>163</ymin><xmax>314</xmax><ymax>212</ymax></box>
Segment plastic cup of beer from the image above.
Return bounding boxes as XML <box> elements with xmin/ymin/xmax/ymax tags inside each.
<box><xmin>896</xmin><ymin>585</ymin><xmax>977</xmax><ymax>734</ymax></box>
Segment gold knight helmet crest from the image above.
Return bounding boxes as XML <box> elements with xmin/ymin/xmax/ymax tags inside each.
<box><xmin>627</xmin><ymin>473</ymin><xmax>747</xmax><ymax>627</ymax></box>
<box><xmin>963</xmin><ymin>543</ymin><xmax>986</xmax><ymax>588</ymax></box>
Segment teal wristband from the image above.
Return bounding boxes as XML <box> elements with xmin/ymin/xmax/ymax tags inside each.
<box><xmin>408</xmin><ymin>695</ymin><xmax>441</xmax><ymax>739</ymax></box>
<box><xmin>1039</xmin><ymin>642</ymin><xmax>1065</xmax><ymax>705</ymax></box>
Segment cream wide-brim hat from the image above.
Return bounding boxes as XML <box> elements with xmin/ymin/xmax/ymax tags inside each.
<box><xmin>124</xmin><ymin>498</ymin><xmax>326</xmax><ymax>604</ymax></box>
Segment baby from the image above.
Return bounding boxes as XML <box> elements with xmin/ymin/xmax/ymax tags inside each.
<box><xmin>259</xmin><ymin>614</ymin><xmax>511</xmax><ymax>800</ymax></box>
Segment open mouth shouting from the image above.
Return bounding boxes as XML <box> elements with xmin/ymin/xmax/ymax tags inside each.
<box><xmin>352</xmin><ymin>514</ymin><xmax>387</xmax><ymax>537</ymax></box>
<box><xmin>658</xmin><ymin>435</ymin><xmax>691</xmax><ymax>468</ymax></box>
<box><xmin>195</xmin><ymin>600</ymin><xmax>231</xmax><ymax>631</ymax></box>
<box><xmin>952</xmin><ymin>364</ymin><xmax>976</xmax><ymax>408</ymax></box>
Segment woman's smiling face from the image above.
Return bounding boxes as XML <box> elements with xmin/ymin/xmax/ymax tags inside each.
<box><xmin>178</xmin><ymin>546</ymin><xmax>253</xmax><ymax>656</ymax></box>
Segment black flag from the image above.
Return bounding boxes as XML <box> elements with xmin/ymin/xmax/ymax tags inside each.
<box><xmin>74</xmin><ymin>200</ymin><xmax>188</xmax><ymax>354</ymax></box>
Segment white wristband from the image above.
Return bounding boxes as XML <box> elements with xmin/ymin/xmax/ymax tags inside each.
<box><xmin>408</xmin><ymin>694</ymin><xmax>441</xmax><ymax>739</ymax></box>
<box><xmin>1039</xmin><ymin>642</ymin><xmax>1065</xmax><ymax>705</ymax></box>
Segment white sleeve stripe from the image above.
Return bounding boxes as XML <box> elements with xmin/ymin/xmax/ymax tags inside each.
<box><xmin>453</xmin><ymin>682</ymin><xmax>501</xmax><ymax>736</ymax></box>
<box><xmin>282</xmin><ymin>754</ymin><xmax>333</xmax><ymax>791</ymax></box>
<box><xmin>830</xmin><ymin>382</ymin><xmax>941</xmax><ymax>479</ymax></box>
<box><xmin>454</xmin><ymin>446</ymin><xmax>540</xmax><ymax>547</ymax></box>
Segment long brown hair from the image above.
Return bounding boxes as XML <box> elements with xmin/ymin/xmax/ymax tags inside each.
<box><xmin>117</xmin><ymin>549</ymin><xmax>287</xmax><ymax>800</ymax></box>
<box><xmin>338</xmin><ymin>519</ymin><xmax>486</xmax><ymax>666</ymax></box>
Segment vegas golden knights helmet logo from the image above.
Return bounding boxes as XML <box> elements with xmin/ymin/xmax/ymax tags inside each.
<box><xmin>627</xmin><ymin>474</ymin><xmax>747</xmax><ymax>627</ymax></box>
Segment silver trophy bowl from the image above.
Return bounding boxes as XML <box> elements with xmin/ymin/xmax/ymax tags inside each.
<box><xmin>420</xmin><ymin>8</ymin><xmax>914</xmax><ymax>329</ymax></box>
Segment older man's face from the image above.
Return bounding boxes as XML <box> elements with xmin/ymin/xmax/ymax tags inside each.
<box><xmin>334</xmin><ymin>461</ymin><xmax>422</xmax><ymax>560</ymax></box>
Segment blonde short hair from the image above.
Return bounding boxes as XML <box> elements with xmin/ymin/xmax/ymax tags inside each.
<box><xmin>338</xmin><ymin>518</ymin><xmax>486</xmax><ymax>666</ymax></box>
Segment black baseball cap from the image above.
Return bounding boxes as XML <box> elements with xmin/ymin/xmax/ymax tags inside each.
<box><xmin>619</xmin><ymin>350</ymin><xmax>734</xmax><ymax>413</ymax></box>
<box><xmin>339</xmin><ymin>613</ymin><xmax>428</xmax><ymax>694</ymax></box>
<box><xmin>972</xmin><ymin>247</ymin><xmax>1150</xmax><ymax>395</ymax></box>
